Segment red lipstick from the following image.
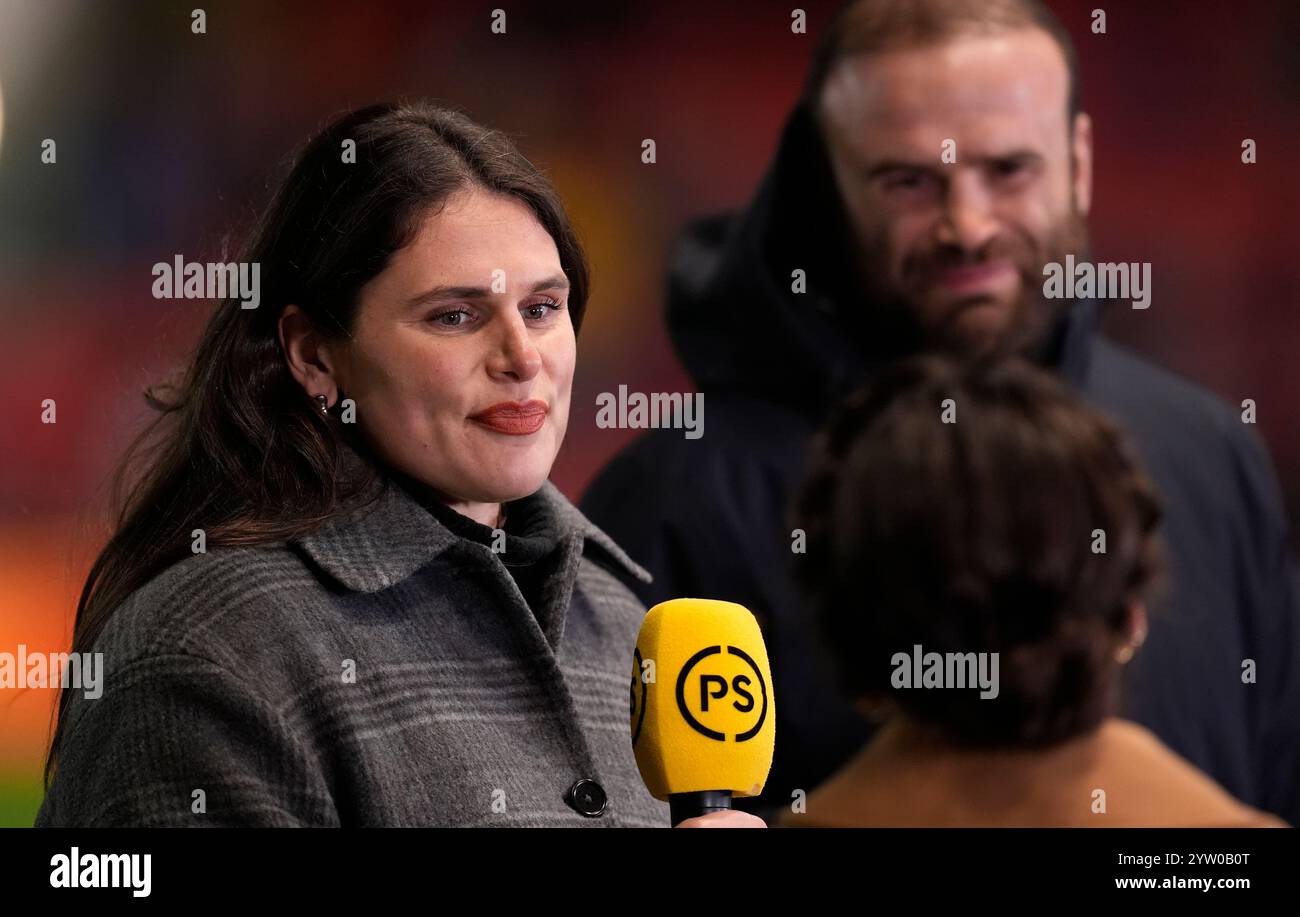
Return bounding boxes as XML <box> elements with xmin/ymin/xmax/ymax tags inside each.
<box><xmin>470</xmin><ymin>400</ymin><xmax>549</xmax><ymax>436</ymax></box>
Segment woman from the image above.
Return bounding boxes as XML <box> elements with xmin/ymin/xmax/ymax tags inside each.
<box><xmin>779</xmin><ymin>354</ymin><xmax>1288</xmax><ymax>828</ymax></box>
<box><xmin>36</xmin><ymin>102</ymin><xmax>755</xmax><ymax>828</ymax></box>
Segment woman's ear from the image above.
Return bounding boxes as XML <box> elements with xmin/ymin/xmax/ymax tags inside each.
<box><xmin>1115</xmin><ymin>598</ymin><xmax>1149</xmax><ymax>664</ymax></box>
<box><xmin>1125</xmin><ymin>598</ymin><xmax>1148</xmax><ymax>646</ymax></box>
<box><xmin>279</xmin><ymin>304</ymin><xmax>341</xmax><ymax>402</ymax></box>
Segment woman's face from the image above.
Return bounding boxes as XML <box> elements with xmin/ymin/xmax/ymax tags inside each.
<box><xmin>336</xmin><ymin>187</ymin><xmax>576</xmax><ymax>505</ymax></box>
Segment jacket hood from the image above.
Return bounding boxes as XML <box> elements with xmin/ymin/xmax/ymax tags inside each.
<box><xmin>666</xmin><ymin>100</ymin><xmax>1097</xmax><ymax>417</ymax></box>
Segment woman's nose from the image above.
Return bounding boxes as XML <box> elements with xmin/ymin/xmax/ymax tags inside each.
<box><xmin>487</xmin><ymin>318</ymin><xmax>542</xmax><ymax>382</ymax></box>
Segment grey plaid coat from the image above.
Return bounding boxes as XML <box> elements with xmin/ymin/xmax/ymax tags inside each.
<box><xmin>35</xmin><ymin>457</ymin><xmax>670</xmax><ymax>827</ymax></box>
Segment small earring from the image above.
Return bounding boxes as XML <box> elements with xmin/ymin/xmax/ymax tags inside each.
<box><xmin>313</xmin><ymin>393</ymin><xmax>329</xmax><ymax>415</ymax></box>
<box><xmin>1116</xmin><ymin>629</ymin><xmax>1146</xmax><ymax>664</ymax></box>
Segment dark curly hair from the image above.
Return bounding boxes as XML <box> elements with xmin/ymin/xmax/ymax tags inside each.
<box><xmin>793</xmin><ymin>353</ymin><xmax>1165</xmax><ymax>747</ymax></box>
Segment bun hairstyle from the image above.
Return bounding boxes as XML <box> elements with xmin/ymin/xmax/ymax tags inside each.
<box><xmin>793</xmin><ymin>354</ymin><xmax>1165</xmax><ymax>747</ymax></box>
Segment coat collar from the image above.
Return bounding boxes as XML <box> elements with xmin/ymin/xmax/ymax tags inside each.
<box><xmin>289</xmin><ymin>441</ymin><xmax>652</xmax><ymax>594</ymax></box>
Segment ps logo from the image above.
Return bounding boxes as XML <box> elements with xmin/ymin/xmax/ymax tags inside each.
<box><xmin>675</xmin><ymin>645</ymin><xmax>768</xmax><ymax>742</ymax></box>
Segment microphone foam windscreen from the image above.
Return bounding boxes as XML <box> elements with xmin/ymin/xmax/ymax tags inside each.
<box><xmin>629</xmin><ymin>598</ymin><xmax>775</xmax><ymax>799</ymax></box>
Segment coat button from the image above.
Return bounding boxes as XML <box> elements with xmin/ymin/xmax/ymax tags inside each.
<box><xmin>565</xmin><ymin>779</ymin><xmax>607</xmax><ymax>817</ymax></box>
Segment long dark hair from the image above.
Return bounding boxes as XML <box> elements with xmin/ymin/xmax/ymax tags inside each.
<box><xmin>45</xmin><ymin>100</ymin><xmax>591</xmax><ymax>786</ymax></box>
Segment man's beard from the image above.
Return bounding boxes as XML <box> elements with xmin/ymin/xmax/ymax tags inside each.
<box><xmin>847</xmin><ymin>204</ymin><xmax>1091</xmax><ymax>367</ymax></box>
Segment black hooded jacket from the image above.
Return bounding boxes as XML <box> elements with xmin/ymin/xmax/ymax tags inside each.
<box><xmin>582</xmin><ymin>102</ymin><xmax>1300</xmax><ymax>823</ymax></box>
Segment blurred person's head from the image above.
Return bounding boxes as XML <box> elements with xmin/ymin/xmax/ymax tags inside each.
<box><xmin>806</xmin><ymin>0</ymin><xmax>1092</xmax><ymax>360</ymax></box>
<box><xmin>48</xmin><ymin>101</ymin><xmax>588</xmax><ymax>783</ymax></box>
<box><xmin>793</xmin><ymin>354</ymin><xmax>1164</xmax><ymax>747</ymax></box>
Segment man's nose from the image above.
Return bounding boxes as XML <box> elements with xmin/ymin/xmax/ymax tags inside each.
<box><xmin>934</xmin><ymin>172</ymin><xmax>1000</xmax><ymax>253</ymax></box>
<box><xmin>487</xmin><ymin>316</ymin><xmax>542</xmax><ymax>382</ymax></box>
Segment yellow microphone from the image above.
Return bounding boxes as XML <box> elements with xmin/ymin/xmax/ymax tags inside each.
<box><xmin>629</xmin><ymin>598</ymin><xmax>776</xmax><ymax>825</ymax></box>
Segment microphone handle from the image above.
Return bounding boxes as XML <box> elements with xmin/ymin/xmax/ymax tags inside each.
<box><xmin>669</xmin><ymin>790</ymin><xmax>733</xmax><ymax>826</ymax></box>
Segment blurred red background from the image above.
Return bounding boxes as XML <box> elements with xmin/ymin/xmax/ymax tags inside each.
<box><xmin>1</xmin><ymin>0</ymin><xmax>1297</xmax><ymax>825</ymax></box>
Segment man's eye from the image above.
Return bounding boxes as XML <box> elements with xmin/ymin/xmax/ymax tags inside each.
<box><xmin>884</xmin><ymin>171</ymin><xmax>932</xmax><ymax>192</ymax></box>
<box><xmin>992</xmin><ymin>160</ymin><xmax>1031</xmax><ymax>181</ymax></box>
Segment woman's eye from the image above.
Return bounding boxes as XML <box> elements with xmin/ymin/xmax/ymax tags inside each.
<box><xmin>524</xmin><ymin>299</ymin><xmax>561</xmax><ymax>320</ymax></box>
<box><xmin>430</xmin><ymin>309</ymin><xmax>473</xmax><ymax>327</ymax></box>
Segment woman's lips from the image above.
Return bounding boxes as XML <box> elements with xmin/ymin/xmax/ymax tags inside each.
<box><xmin>469</xmin><ymin>400</ymin><xmax>549</xmax><ymax>436</ymax></box>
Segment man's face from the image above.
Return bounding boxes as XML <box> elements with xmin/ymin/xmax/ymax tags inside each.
<box><xmin>819</xmin><ymin>27</ymin><xmax>1093</xmax><ymax>358</ymax></box>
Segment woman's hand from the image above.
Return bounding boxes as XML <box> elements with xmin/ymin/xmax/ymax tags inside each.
<box><xmin>674</xmin><ymin>810</ymin><xmax>767</xmax><ymax>828</ymax></box>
